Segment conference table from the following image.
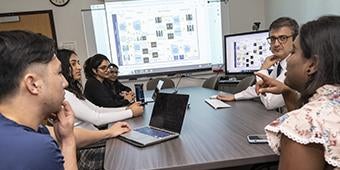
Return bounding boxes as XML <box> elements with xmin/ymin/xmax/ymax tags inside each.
<box><xmin>104</xmin><ymin>87</ymin><xmax>280</xmax><ymax>170</ymax></box>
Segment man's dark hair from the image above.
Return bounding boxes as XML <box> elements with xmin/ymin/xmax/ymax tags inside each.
<box><xmin>0</xmin><ymin>30</ymin><xmax>56</xmax><ymax>101</ymax></box>
<box><xmin>57</xmin><ymin>49</ymin><xmax>85</xmax><ymax>100</ymax></box>
<box><xmin>299</xmin><ymin>15</ymin><xmax>340</xmax><ymax>102</ymax></box>
<box><xmin>83</xmin><ymin>54</ymin><xmax>109</xmax><ymax>79</ymax></box>
<box><xmin>269</xmin><ymin>17</ymin><xmax>299</xmax><ymax>40</ymax></box>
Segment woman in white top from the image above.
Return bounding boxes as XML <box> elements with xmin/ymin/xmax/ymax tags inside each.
<box><xmin>57</xmin><ymin>49</ymin><xmax>144</xmax><ymax>130</ymax></box>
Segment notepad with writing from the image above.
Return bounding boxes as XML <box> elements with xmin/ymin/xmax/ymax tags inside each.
<box><xmin>205</xmin><ymin>99</ymin><xmax>231</xmax><ymax>109</ymax></box>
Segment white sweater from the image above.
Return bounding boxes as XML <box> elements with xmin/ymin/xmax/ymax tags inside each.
<box><xmin>65</xmin><ymin>90</ymin><xmax>133</xmax><ymax>130</ymax></box>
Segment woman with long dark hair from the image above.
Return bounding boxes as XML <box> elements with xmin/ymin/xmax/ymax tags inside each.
<box><xmin>57</xmin><ymin>49</ymin><xmax>143</xmax><ymax>130</ymax></box>
<box><xmin>256</xmin><ymin>16</ymin><xmax>340</xmax><ymax>169</ymax></box>
<box><xmin>83</xmin><ymin>54</ymin><xmax>137</xmax><ymax>108</ymax></box>
<box><xmin>57</xmin><ymin>49</ymin><xmax>143</xmax><ymax>169</ymax></box>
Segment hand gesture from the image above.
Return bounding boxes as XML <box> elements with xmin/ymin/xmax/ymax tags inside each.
<box><xmin>255</xmin><ymin>72</ymin><xmax>290</xmax><ymax>95</ymax></box>
<box><xmin>127</xmin><ymin>91</ymin><xmax>135</xmax><ymax>96</ymax></box>
<box><xmin>128</xmin><ymin>102</ymin><xmax>144</xmax><ymax>117</ymax></box>
<box><xmin>261</xmin><ymin>55</ymin><xmax>281</xmax><ymax>69</ymax></box>
<box><xmin>120</xmin><ymin>91</ymin><xmax>135</xmax><ymax>103</ymax></box>
<box><xmin>53</xmin><ymin>101</ymin><xmax>76</xmax><ymax>144</ymax></box>
<box><xmin>107</xmin><ymin>122</ymin><xmax>131</xmax><ymax>137</ymax></box>
<box><xmin>216</xmin><ymin>94</ymin><xmax>235</xmax><ymax>101</ymax></box>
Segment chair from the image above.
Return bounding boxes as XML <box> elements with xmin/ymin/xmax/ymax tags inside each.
<box><xmin>77</xmin><ymin>139</ymin><xmax>106</xmax><ymax>169</ymax></box>
<box><xmin>146</xmin><ymin>78</ymin><xmax>175</xmax><ymax>90</ymax></box>
<box><xmin>232</xmin><ymin>75</ymin><xmax>256</xmax><ymax>93</ymax></box>
<box><xmin>202</xmin><ymin>75</ymin><xmax>221</xmax><ymax>90</ymax></box>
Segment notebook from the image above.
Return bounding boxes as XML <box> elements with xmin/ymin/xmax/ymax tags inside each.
<box><xmin>119</xmin><ymin>92</ymin><xmax>189</xmax><ymax>147</ymax></box>
<box><xmin>144</xmin><ymin>80</ymin><xmax>164</xmax><ymax>103</ymax></box>
<box><xmin>205</xmin><ymin>98</ymin><xmax>231</xmax><ymax>109</ymax></box>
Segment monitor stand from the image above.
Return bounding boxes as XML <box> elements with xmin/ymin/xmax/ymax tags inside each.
<box><xmin>219</xmin><ymin>74</ymin><xmax>251</xmax><ymax>84</ymax></box>
<box><xmin>218</xmin><ymin>73</ymin><xmax>255</xmax><ymax>93</ymax></box>
<box><xmin>218</xmin><ymin>77</ymin><xmax>240</xmax><ymax>84</ymax></box>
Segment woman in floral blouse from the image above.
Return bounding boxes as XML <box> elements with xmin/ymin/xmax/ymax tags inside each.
<box><xmin>256</xmin><ymin>15</ymin><xmax>340</xmax><ymax>170</ymax></box>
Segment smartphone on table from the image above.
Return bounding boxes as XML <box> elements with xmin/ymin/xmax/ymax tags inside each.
<box><xmin>247</xmin><ymin>134</ymin><xmax>268</xmax><ymax>144</ymax></box>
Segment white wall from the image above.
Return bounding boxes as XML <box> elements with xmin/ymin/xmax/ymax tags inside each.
<box><xmin>0</xmin><ymin>0</ymin><xmax>266</xmax><ymax>89</ymax></box>
<box><xmin>0</xmin><ymin>0</ymin><xmax>265</xmax><ymax>59</ymax></box>
<box><xmin>227</xmin><ymin>0</ymin><xmax>266</xmax><ymax>34</ymax></box>
<box><xmin>0</xmin><ymin>0</ymin><xmax>102</xmax><ymax>68</ymax></box>
<box><xmin>264</xmin><ymin>0</ymin><xmax>340</xmax><ymax>27</ymax></box>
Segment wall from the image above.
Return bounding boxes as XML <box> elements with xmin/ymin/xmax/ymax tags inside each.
<box><xmin>0</xmin><ymin>0</ymin><xmax>102</xmax><ymax>69</ymax></box>
<box><xmin>264</xmin><ymin>0</ymin><xmax>340</xmax><ymax>27</ymax></box>
<box><xmin>0</xmin><ymin>0</ymin><xmax>266</xmax><ymax>89</ymax></box>
<box><xmin>227</xmin><ymin>0</ymin><xmax>266</xmax><ymax>34</ymax></box>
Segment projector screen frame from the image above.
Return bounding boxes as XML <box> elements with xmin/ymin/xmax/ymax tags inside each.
<box><xmin>81</xmin><ymin>0</ymin><xmax>224</xmax><ymax>79</ymax></box>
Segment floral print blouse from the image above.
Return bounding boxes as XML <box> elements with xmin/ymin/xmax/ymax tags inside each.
<box><xmin>265</xmin><ymin>84</ymin><xmax>340</xmax><ymax>168</ymax></box>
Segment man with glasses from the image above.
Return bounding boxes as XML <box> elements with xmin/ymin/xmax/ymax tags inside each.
<box><xmin>217</xmin><ymin>17</ymin><xmax>299</xmax><ymax>110</ymax></box>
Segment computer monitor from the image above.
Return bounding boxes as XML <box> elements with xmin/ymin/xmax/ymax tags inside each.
<box><xmin>224</xmin><ymin>30</ymin><xmax>272</xmax><ymax>74</ymax></box>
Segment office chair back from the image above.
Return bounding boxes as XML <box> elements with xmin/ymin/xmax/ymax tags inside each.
<box><xmin>233</xmin><ymin>75</ymin><xmax>256</xmax><ymax>93</ymax></box>
<box><xmin>146</xmin><ymin>78</ymin><xmax>175</xmax><ymax>90</ymax></box>
<box><xmin>202</xmin><ymin>75</ymin><xmax>221</xmax><ymax>90</ymax></box>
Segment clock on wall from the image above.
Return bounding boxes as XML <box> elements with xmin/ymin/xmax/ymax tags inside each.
<box><xmin>50</xmin><ymin>0</ymin><xmax>70</xmax><ymax>7</ymax></box>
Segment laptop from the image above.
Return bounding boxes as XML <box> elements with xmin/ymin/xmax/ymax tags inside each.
<box><xmin>119</xmin><ymin>92</ymin><xmax>189</xmax><ymax>147</ymax></box>
<box><xmin>144</xmin><ymin>80</ymin><xmax>164</xmax><ymax>103</ymax></box>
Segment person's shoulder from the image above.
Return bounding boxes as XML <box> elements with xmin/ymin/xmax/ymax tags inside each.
<box><xmin>65</xmin><ymin>89</ymin><xmax>72</xmax><ymax>96</ymax></box>
<box><xmin>302</xmin><ymin>85</ymin><xmax>339</xmax><ymax>115</ymax></box>
<box><xmin>2</xmin><ymin>124</ymin><xmax>55</xmax><ymax>147</ymax></box>
<box><xmin>0</xmin><ymin>124</ymin><xmax>63</xmax><ymax>169</ymax></box>
<box><xmin>85</xmin><ymin>77</ymin><xmax>98</xmax><ymax>85</ymax></box>
<box><xmin>65</xmin><ymin>90</ymin><xmax>77</xmax><ymax>99</ymax></box>
<box><xmin>84</xmin><ymin>77</ymin><xmax>99</xmax><ymax>92</ymax></box>
<box><xmin>85</xmin><ymin>77</ymin><xmax>104</xmax><ymax>89</ymax></box>
<box><xmin>279</xmin><ymin>91</ymin><xmax>339</xmax><ymax>134</ymax></box>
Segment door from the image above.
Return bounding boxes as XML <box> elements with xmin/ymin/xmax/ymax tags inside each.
<box><xmin>0</xmin><ymin>10</ymin><xmax>57</xmax><ymax>43</ymax></box>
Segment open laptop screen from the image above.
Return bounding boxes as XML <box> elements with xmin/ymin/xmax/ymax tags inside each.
<box><xmin>150</xmin><ymin>93</ymin><xmax>189</xmax><ymax>133</ymax></box>
<box><xmin>151</xmin><ymin>80</ymin><xmax>164</xmax><ymax>100</ymax></box>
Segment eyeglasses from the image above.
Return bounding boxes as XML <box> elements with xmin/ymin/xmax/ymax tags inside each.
<box><xmin>109</xmin><ymin>70</ymin><xmax>119</xmax><ymax>74</ymax></box>
<box><xmin>266</xmin><ymin>35</ymin><xmax>293</xmax><ymax>44</ymax></box>
<box><xmin>97</xmin><ymin>65</ymin><xmax>109</xmax><ymax>71</ymax></box>
<box><xmin>108</xmin><ymin>65</ymin><xmax>119</xmax><ymax>74</ymax></box>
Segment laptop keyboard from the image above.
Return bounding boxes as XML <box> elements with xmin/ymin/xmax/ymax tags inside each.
<box><xmin>135</xmin><ymin>127</ymin><xmax>172</xmax><ymax>138</ymax></box>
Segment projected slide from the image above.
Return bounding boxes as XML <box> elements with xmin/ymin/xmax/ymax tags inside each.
<box><xmin>84</xmin><ymin>0</ymin><xmax>223</xmax><ymax>77</ymax></box>
<box><xmin>111</xmin><ymin>9</ymin><xmax>199</xmax><ymax>66</ymax></box>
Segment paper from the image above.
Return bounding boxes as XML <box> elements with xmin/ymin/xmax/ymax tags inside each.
<box><xmin>205</xmin><ymin>99</ymin><xmax>231</xmax><ymax>109</ymax></box>
<box><xmin>209</xmin><ymin>95</ymin><xmax>217</xmax><ymax>99</ymax></box>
